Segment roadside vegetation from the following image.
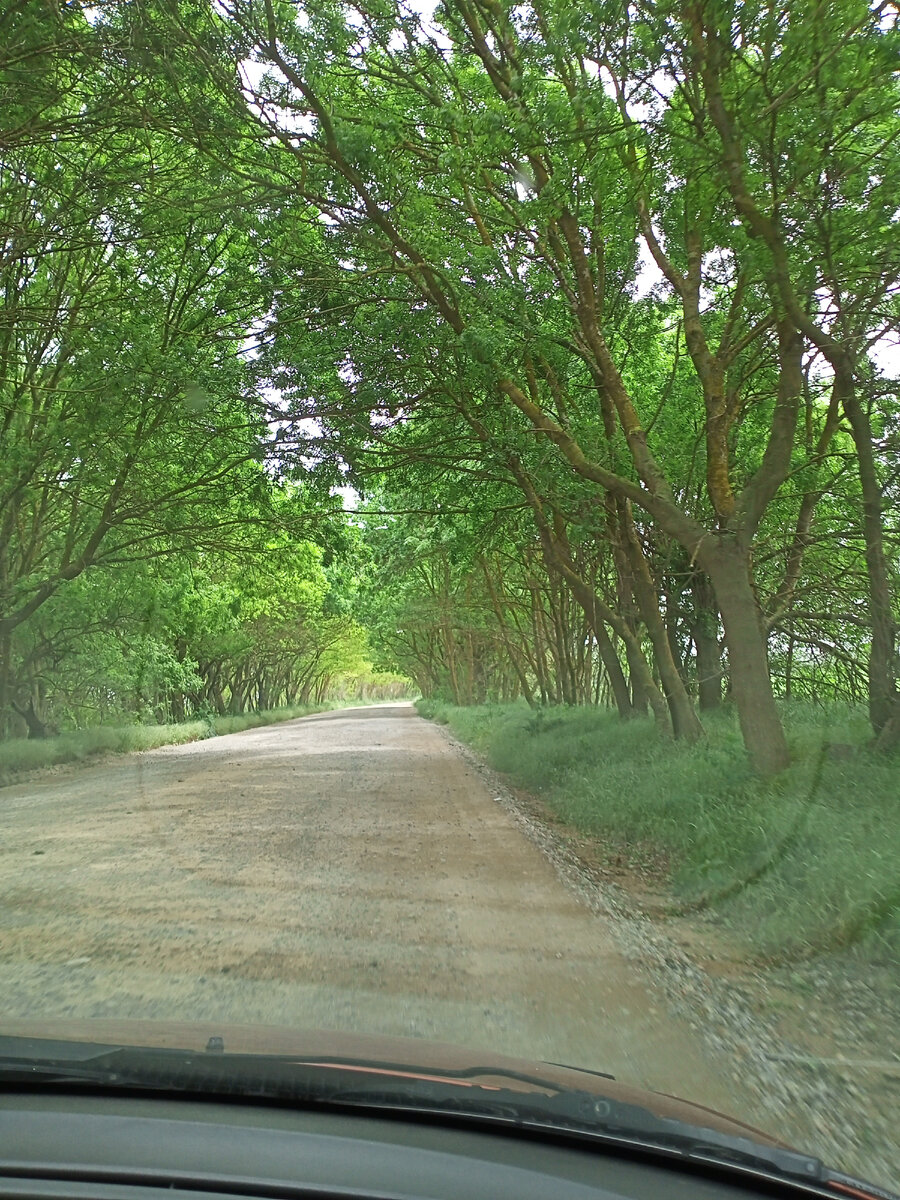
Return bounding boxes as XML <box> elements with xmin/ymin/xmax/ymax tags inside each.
<box><xmin>418</xmin><ymin>700</ymin><xmax>899</xmax><ymax>965</ymax></box>
<box><xmin>0</xmin><ymin>697</ymin><xmax>407</xmax><ymax>788</ymax></box>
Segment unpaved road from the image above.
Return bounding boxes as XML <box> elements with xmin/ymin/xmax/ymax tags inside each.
<box><xmin>0</xmin><ymin>704</ymin><xmax>826</xmax><ymax>1145</ymax></box>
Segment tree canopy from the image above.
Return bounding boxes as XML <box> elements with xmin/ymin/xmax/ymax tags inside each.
<box><xmin>1</xmin><ymin>0</ymin><xmax>898</xmax><ymax>774</ymax></box>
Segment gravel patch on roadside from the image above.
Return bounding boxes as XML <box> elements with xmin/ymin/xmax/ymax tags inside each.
<box><xmin>437</xmin><ymin>725</ymin><xmax>900</xmax><ymax>1194</ymax></box>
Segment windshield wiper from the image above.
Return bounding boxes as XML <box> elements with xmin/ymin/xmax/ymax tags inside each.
<box><xmin>0</xmin><ymin>1036</ymin><xmax>870</xmax><ymax>1196</ymax></box>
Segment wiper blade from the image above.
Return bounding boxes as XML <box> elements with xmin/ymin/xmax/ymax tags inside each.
<box><xmin>469</xmin><ymin>1086</ymin><xmax>827</xmax><ymax>1184</ymax></box>
<box><xmin>0</xmin><ymin>1037</ymin><xmax>869</xmax><ymax>1195</ymax></box>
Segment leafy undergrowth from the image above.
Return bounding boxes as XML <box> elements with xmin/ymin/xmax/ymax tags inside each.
<box><xmin>0</xmin><ymin>702</ymin><xmax>341</xmax><ymax>787</ymax></box>
<box><xmin>416</xmin><ymin>698</ymin><xmax>899</xmax><ymax>965</ymax></box>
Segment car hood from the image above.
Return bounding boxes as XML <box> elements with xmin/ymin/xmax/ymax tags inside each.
<box><xmin>0</xmin><ymin>1017</ymin><xmax>789</xmax><ymax>1150</ymax></box>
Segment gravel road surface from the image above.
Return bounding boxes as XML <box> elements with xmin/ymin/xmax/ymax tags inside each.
<box><xmin>1</xmin><ymin>702</ymin><xmax>894</xmax><ymax>1188</ymax></box>
<box><xmin>2</xmin><ymin>705</ymin><xmax>746</xmax><ymax>1100</ymax></box>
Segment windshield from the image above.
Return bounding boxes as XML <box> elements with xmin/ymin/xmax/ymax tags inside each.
<box><xmin>0</xmin><ymin>0</ymin><xmax>897</xmax><ymax>1193</ymax></box>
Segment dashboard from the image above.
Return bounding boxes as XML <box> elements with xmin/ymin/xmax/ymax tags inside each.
<box><xmin>0</xmin><ymin>1090</ymin><xmax>785</xmax><ymax>1200</ymax></box>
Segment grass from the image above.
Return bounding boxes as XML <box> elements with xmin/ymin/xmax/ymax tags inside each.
<box><xmin>416</xmin><ymin>698</ymin><xmax>900</xmax><ymax>963</ymax></box>
<box><xmin>0</xmin><ymin>702</ymin><xmax>341</xmax><ymax>788</ymax></box>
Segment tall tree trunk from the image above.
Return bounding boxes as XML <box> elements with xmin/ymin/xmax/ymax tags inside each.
<box><xmin>701</xmin><ymin>537</ymin><xmax>790</xmax><ymax>774</ymax></box>
<box><xmin>622</xmin><ymin>639</ymin><xmax>649</xmax><ymax>716</ymax></box>
<box><xmin>548</xmin><ymin>582</ymin><xmax>576</xmax><ymax>704</ymax></box>
<box><xmin>541</xmin><ymin>523</ymin><xmax>667</xmax><ymax>725</ymax></box>
<box><xmin>604</xmin><ymin>497</ymin><xmax>649</xmax><ymax>715</ymax></box>
<box><xmin>663</xmin><ymin>579</ymin><xmax>684</xmax><ymax>684</ymax></box>
<box><xmin>593</xmin><ymin>619</ymin><xmax>634</xmax><ymax>718</ymax></box>
<box><xmin>841</xmin><ymin>373</ymin><xmax>900</xmax><ymax>744</ymax></box>
<box><xmin>0</xmin><ymin>631</ymin><xmax>11</xmax><ymax>738</ymax></box>
<box><xmin>529</xmin><ymin>585</ymin><xmax>552</xmax><ymax>704</ymax></box>
<box><xmin>479</xmin><ymin>558</ymin><xmax>536</xmax><ymax>707</ymax></box>
<box><xmin>565</xmin><ymin>567</ymin><xmax>666</xmax><ymax>727</ymax></box>
<box><xmin>229</xmin><ymin>675</ymin><xmax>248</xmax><ymax>714</ymax></box>
<box><xmin>691</xmin><ymin>571</ymin><xmax>723</xmax><ymax>711</ymax></box>
<box><xmin>463</xmin><ymin>579</ymin><xmax>476</xmax><ymax>704</ymax></box>
<box><xmin>442</xmin><ymin>619</ymin><xmax>462</xmax><ymax>705</ymax></box>
<box><xmin>784</xmin><ymin>602</ymin><xmax>794</xmax><ymax>702</ymax></box>
<box><xmin>11</xmin><ymin>698</ymin><xmax>49</xmax><ymax>739</ymax></box>
<box><xmin>619</xmin><ymin>502</ymin><xmax>704</xmax><ymax>741</ymax></box>
<box><xmin>507</xmin><ymin>462</ymin><xmax>647</xmax><ymax>720</ymax></box>
<box><xmin>539</xmin><ymin>532</ymin><xmax>636</xmax><ymax>717</ymax></box>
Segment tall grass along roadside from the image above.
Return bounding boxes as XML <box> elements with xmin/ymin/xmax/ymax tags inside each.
<box><xmin>0</xmin><ymin>702</ymin><xmax>341</xmax><ymax>788</ymax></box>
<box><xmin>416</xmin><ymin>699</ymin><xmax>899</xmax><ymax>964</ymax></box>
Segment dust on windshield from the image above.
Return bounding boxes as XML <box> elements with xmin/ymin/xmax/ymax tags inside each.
<box><xmin>0</xmin><ymin>0</ymin><xmax>898</xmax><ymax>1192</ymax></box>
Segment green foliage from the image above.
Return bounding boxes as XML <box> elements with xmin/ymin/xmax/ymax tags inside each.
<box><xmin>3</xmin><ymin>0</ymin><xmax>899</xmax><ymax>776</ymax></box>
<box><xmin>3</xmin><ymin>527</ymin><xmax>388</xmax><ymax>736</ymax></box>
<box><xmin>0</xmin><ymin>5</ymin><xmax>385</xmax><ymax>741</ymax></box>
<box><xmin>149</xmin><ymin>0</ymin><xmax>898</xmax><ymax>767</ymax></box>
<box><xmin>419</xmin><ymin>701</ymin><xmax>900</xmax><ymax>960</ymax></box>
<box><xmin>0</xmin><ymin>702</ymin><xmax>342</xmax><ymax>788</ymax></box>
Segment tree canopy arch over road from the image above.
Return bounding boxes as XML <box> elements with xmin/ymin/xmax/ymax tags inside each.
<box><xmin>1</xmin><ymin>0</ymin><xmax>898</xmax><ymax>774</ymax></box>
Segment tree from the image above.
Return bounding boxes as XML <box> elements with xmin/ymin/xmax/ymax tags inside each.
<box><xmin>676</xmin><ymin>0</ymin><xmax>900</xmax><ymax>744</ymax></box>
<box><xmin>0</xmin><ymin>1</ymin><xmax>301</xmax><ymax>727</ymax></box>
<box><xmin>12</xmin><ymin>0</ymin><xmax>896</xmax><ymax>770</ymax></box>
<box><xmin>149</xmin><ymin>0</ymin><xmax>817</xmax><ymax>768</ymax></box>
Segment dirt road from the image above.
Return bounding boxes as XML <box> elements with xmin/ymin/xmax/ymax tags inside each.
<box><xmin>0</xmin><ymin>704</ymin><xmax>793</xmax><ymax>1134</ymax></box>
